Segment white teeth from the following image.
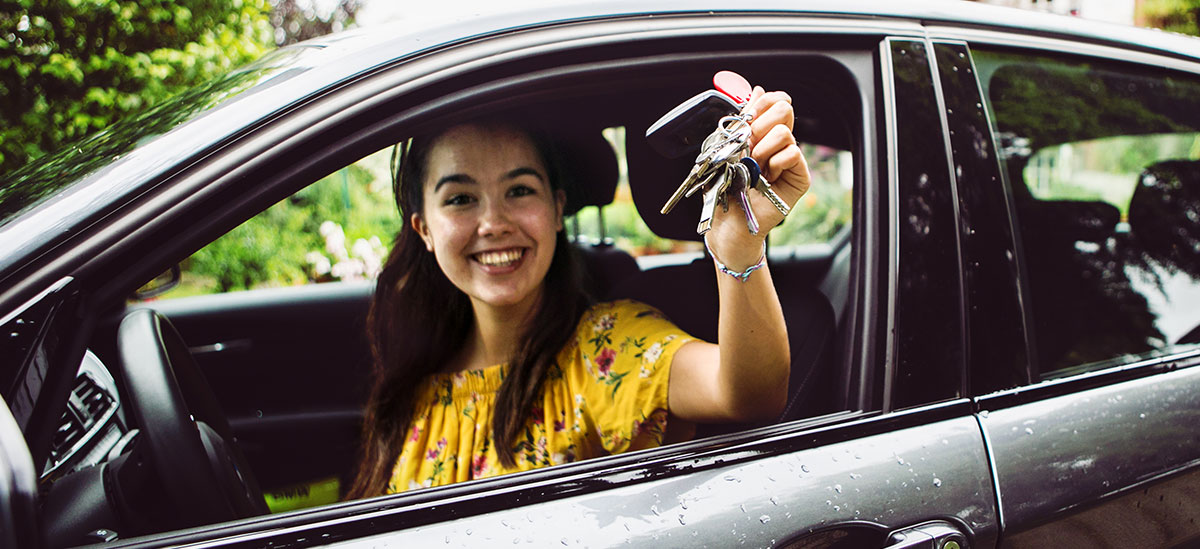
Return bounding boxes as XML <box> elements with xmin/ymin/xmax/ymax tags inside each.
<box><xmin>475</xmin><ymin>249</ymin><xmax>523</xmax><ymax>267</ymax></box>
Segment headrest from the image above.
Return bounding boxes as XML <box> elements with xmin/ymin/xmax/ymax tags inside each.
<box><xmin>1023</xmin><ymin>199</ymin><xmax>1119</xmax><ymax>243</ymax></box>
<box><xmin>625</xmin><ymin>122</ymin><xmax>708</xmax><ymax>242</ymax></box>
<box><xmin>556</xmin><ymin>131</ymin><xmax>619</xmax><ymax>217</ymax></box>
<box><xmin>1129</xmin><ymin>159</ymin><xmax>1200</xmax><ymax>270</ymax></box>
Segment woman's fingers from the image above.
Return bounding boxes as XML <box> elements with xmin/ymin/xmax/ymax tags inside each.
<box><xmin>752</xmin><ymin>124</ymin><xmax>810</xmax><ymax>200</ymax></box>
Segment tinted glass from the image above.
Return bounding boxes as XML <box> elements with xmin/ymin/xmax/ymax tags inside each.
<box><xmin>976</xmin><ymin>48</ymin><xmax>1200</xmax><ymax>379</ymax></box>
<box><xmin>889</xmin><ymin>40</ymin><xmax>965</xmax><ymax>408</ymax></box>
<box><xmin>0</xmin><ymin>48</ymin><xmax>303</xmax><ymax>227</ymax></box>
<box><xmin>934</xmin><ymin>42</ymin><xmax>1032</xmax><ymax>394</ymax></box>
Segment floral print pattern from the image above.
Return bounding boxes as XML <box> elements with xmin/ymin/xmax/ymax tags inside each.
<box><xmin>386</xmin><ymin>300</ymin><xmax>693</xmax><ymax>494</ymax></box>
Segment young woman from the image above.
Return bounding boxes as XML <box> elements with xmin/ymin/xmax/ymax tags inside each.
<box><xmin>348</xmin><ymin>84</ymin><xmax>810</xmax><ymax>497</ymax></box>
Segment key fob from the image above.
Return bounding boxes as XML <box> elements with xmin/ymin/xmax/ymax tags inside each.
<box><xmin>645</xmin><ymin>90</ymin><xmax>740</xmax><ymax>158</ymax></box>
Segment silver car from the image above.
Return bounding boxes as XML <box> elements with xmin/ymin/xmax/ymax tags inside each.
<box><xmin>2</xmin><ymin>1</ymin><xmax>1199</xmax><ymax>547</ymax></box>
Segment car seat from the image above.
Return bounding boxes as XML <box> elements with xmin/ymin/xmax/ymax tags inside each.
<box><xmin>556</xmin><ymin>130</ymin><xmax>641</xmax><ymax>299</ymax></box>
<box><xmin>613</xmin><ymin>123</ymin><xmax>838</xmax><ymax>437</ymax></box>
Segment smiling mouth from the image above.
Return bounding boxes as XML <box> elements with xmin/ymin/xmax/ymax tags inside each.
<box><xmin>473</xmin><ymin>248</ymin><xmax>525</xmax><ymax>268</ymax></box>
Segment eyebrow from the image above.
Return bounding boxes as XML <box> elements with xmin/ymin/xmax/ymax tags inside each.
<box><xmin>433</xmin><ymin>167</ymin><xmax>545</xmax><ymax>192</ymax></box>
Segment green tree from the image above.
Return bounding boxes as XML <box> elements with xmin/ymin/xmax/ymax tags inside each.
<box><xmin>1140</xmin><ymin>0</ymin><xmax>1200</xmax><ymax>36</ymax></box>
<box><xmin>0</xmin><ymin>0</ymin><xmax>274</xmax><ymax>174</ymax></box>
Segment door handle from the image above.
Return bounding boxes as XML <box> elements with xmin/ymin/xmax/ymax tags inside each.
<box><xmin>884</xmin><ymin>520</ymin><xmax>968</xmax><ymax>549</ymax></box>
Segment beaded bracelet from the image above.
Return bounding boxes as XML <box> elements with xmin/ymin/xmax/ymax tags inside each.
<box><xmin>704</xmin><ymin>237</ymin><xmax>767</xmax><ymax>283</ymax></box>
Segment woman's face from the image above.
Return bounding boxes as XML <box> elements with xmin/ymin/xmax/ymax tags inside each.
<box><xmin>412</xmin><ymin>123</ymin><xmax>565</xmax><ymax>311</ymax></box>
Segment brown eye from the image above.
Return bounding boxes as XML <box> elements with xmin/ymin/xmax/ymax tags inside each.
<box><xmin>444</xmin><ymin>193</ymin><xmax>474</xmax><ymax>206</ymax></box>
<box><xmin>508</xmin><ymin>185</ymin><xmax>536</xmax><ymax>198</ymax></box>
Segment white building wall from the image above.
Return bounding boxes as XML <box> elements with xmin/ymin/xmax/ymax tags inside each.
<box><xmin>973</xmin><ymin>0</ymin><xmax>1135</xmax><ymax>25</ymax></box>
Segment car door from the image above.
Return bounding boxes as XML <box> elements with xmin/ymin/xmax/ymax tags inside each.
<box><xmin>92</xmin><ymin>18</ymin><xmax>1005</xmax><ymax>548</ymax></box>
<box><xmin>0</xmin><ymin>11</ymin><xmax>1028</xmax><ymax>547</ymax></box>
<box><xmin>926</xmin><ymin>27</ymin><xmax>1200</xmax><ymax>547</ymax></box>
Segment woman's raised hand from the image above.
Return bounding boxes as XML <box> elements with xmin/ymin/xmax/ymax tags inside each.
<box><xmin>705</xmin><ymin>84</ymin><xmax>811</xmax><ymax>269</ymax></box>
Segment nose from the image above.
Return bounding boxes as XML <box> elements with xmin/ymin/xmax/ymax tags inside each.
<box><xmin>477</xmin><ymin>198</ymin><xmax>514</xmax><ymax>238</ymax></box>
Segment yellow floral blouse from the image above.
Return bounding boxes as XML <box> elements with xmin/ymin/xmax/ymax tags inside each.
<box><xmin>387</xmin><ymin>299</ymin><xmax>694</xmax><ymax>493</ymax></box>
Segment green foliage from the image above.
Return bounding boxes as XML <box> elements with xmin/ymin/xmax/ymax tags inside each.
<box><xmin>182</xmin><ymin>152</ymin><xmax>400</xmax><ymax>294</ymax></box>
<box><xmin>0</xmin><ymin>0</ymin><xmax>274</xmax><ymax>174</ymax></box>
<box><xmin>1140</xmin><ymin>0</ymin><xmax>1200</xmax><ymax>36</ymax></box>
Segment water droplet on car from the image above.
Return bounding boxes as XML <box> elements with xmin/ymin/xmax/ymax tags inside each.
<box><xmin>678</xmin><ymin>514</ymin><xmax>687</xmax><ymax>526</ymax></box>
<box><xmin>651</xmin><ymin>505</ymin><xmax>660</xmax><ymax>516</ymax></box>
<box><xmin>740</xmin><ymin>504</ymin><xmax>747</xmax><ymax>513</ymax></box>
<box><xmin>933</xmin><ymin>478</ymin><xmax>943</xmax><ymax>487</ymax></box>
<box><xmin>770</xmin><ymin>496</ymin><xmax>779</xmax><ymax>506</ymax></box>
<box><xmin>561</xmin><ymin>538</ymin><xmax>569</xmax><ymax>546</ymax></box>
<box><xmin>826</xmin><ymin>500</ymin><xmax>832</xmax><ymax>506</ymax></box>
<box><xmin>849</xmin><ymin>473</ymin><xmax>862</xmax><ymax>480</ymax></box>
<box><xmin>1025</xmin><ymin>428</ymin><xmax>1034</xmax><ymax>435</ymax></box>
<box><xmin>801</xmin><ymin>464</ymin><xmax>811</xmax><ymax>473</ymax></box>
<box><xmin>759</xmin><ymin>515</ymin><xmax>771</xmax><ymax>524</ymax></box>
<box><xmin>725</xmin><ymin>475</ymin><xmax>739</xmax><ymax>482</ymax></box>
<box><xmin>834</xmin><ymin>484</ymin><xmax>843</xmax><ymax>494</ymax></box>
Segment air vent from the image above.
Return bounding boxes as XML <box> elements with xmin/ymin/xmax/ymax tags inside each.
<box><xmin>74</xmin><ymin>376</ymin><xmax>113</xmax><ymax>422</ymax></box>
<box><xmin>45</xmin><ymin>374</ymin><xmax>117</xmax><ymax>476</ymax></box>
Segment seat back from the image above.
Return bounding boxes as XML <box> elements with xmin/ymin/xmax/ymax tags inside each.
<box><xmin>556</xmin><ymin>130</ymin><xmax>641</xmax><ymax>297</ymax></box>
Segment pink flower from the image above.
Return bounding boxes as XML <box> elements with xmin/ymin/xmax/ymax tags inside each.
<box><xmin>471</xmin><ymin>454</ymin><xmax>488</xmax><ymax>477</ymax></box>
<box><xmin>596</xmin><ymin>348</ymin><xmax>616</xmax><ymax>375</ymax></box>
<box><xmin>426</xmin><ymin>448</ymin><xmax>439</xmax><ymax>461</ymax></box>
<box><xmin>408</xmin><ymin>425</ymin><xmax>422</xmax><ymax>442</ymax></box>
<box><xmin>554</xmin><ymin>419</ymin><xmax>566</xmax><ymax>432</ymax></box>
<box><xmin>531</xmin><ymin>406</ymin><xmax>545</xmax><ymax>425</ymax></box>
<box><xmin>436</xmin><ymin>437</ymin><xmax>448</xmax><ymax>450</ymax></box>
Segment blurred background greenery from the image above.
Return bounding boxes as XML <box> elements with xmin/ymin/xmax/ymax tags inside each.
<box><xmin>1</xmin><ymin>0</ymin><xmax>1197</xmax><ymax>298</ymax></box>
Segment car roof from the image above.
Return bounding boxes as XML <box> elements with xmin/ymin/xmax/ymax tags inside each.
<box><xmin>2</xmin><ymin>0</ymin><xmax>1199</xmax><ymax>281</ymax></box>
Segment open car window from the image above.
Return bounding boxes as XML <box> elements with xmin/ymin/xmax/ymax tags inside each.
<box><xmin>117</xmin><ymin>52</ymin><xmax>869</xmax><ymax>518</ymax></box>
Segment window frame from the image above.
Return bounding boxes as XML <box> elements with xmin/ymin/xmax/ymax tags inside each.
<box><xmin>50</xmin><ymin>17</ymin><xmax>929</xmax><ymax>545</ymax></box>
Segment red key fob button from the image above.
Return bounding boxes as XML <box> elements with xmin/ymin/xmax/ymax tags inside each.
<box><xmin>714</xmin><ymin>71</ymin><xmax>753</xmax><ymax>105</ymax></box>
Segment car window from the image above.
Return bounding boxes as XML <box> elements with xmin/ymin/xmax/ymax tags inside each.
<box><xmin>111</xmin><ymin>47</ymin><xmax>874</xmax><ymax>531</ymax></box>
<box><xmin>164</xmin><ymin>126</ymin><xmax>854</xmax><ymax>300</ymax></box>
<box><xmin>975</xmin><ymin>47</ymin><xmax>1200</xmax><ymax>380</ymax></box>
<box><xmin>148</xmin><ymin>147</ymin><xmax>401</xmax><ymax>299</ymax></box>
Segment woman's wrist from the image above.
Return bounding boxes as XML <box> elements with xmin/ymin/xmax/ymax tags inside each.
<box><xmin>704</xmin><ymin>222</ymin><xmax>768</xmax><ymax>273</ymax></box>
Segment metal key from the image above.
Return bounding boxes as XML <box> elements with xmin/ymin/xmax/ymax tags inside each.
<box><xmin>696</xmin><ymin>166</ymin><xmax>727</xmax><ymax>234</ymax></box>
<box><xmin>730</xmin><ymin>161</ymin><xmax>760</xmax><ymax>234</ymax></box>
<box><xmin>660</xmin><ymin>126</ymin><xmax>735</xmax><ymax>215</ymax></box>
<box><xmin>660</xmin><ymin>156</ymin><xmax>712</xmax><ymax>215</ymax></box>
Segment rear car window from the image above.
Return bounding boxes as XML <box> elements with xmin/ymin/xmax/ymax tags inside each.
<box><xmin>976</xmin><ymin>47</ymin><xmax>1200</xmax><ymax>380</ymax></box>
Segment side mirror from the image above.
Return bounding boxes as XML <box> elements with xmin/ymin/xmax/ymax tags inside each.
<box><xmin>133</xmin><ymin>265</ymin><xmax>181</xmax><ymax>301</ymax></box>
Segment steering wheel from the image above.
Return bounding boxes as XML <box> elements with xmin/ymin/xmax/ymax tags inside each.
<box><xmin>116</xmin><ymin>308</ymin><xmax>267</xmax><ymax>528</ymax></box>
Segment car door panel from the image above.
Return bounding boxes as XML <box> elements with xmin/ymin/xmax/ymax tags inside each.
<box><xmin>979</xmin><ymin>358</ymin><xmax>1200</xmax><ymax>547</ymax></box>
<box><xmin>136</xmin><ymin>281</ymin><xmax>373</xmax><ymax>492</ymax></box>
<box><xmin>337</xmin><ymin>413</ymin><xmax>997</xmax><ymax>547</ymax></box>
<box><xmin>154</xmin><ymin>406</ymin><xmax>996</xmax><ymax>548</ymax></box>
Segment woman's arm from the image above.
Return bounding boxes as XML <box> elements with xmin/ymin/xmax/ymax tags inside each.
<box><xmin>668</xmin><ymin>86</ymin><xmax>812</xmax><ymax>423</ymax></box>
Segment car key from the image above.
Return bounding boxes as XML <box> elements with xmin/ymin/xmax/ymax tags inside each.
<box><xmin>696</xmin><ymin>166</ymin><xmax>726</xmax><ymax>234</ymax></box>
<box><xmin>730</xmin><ymin>161</ymin><xmax>760</xmax><ymax>235</ymax></box>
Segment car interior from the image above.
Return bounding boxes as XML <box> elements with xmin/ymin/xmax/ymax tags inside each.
<box><xmin>27</xmin><ymin>50</ymin><xmax>869</xmax><ymax>545</ymax></box>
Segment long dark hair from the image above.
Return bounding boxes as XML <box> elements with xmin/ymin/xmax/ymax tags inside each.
<box><xmin>347</xmin><ymin>120</ymin><xmax>591</xmax><ymax>499</ymax></box>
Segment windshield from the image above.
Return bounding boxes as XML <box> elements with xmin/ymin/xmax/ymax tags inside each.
<box><xmin>0</xmin><ymin>48</ymin><xmax>305</xmax><ymax>227</ymax></box>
